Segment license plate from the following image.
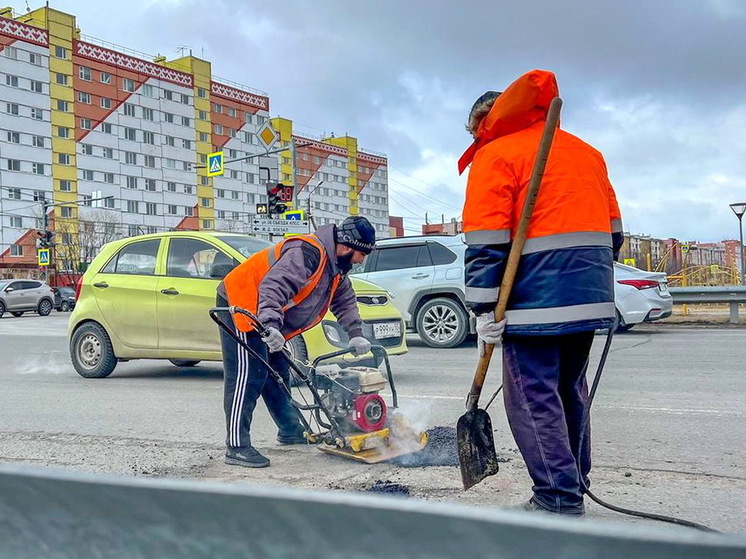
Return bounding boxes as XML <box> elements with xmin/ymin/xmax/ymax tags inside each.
<box><xmin>373</xmin><ymin>321</ymin><xmax>401</xmax><ymax>339</ymax></box>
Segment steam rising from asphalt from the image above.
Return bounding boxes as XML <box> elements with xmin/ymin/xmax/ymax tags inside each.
<box><xmin>386</xmin><ymin>400</ymin><xmax>461</xmax><ymax>468</ymax></box>
<box><xmin>17</xmin><ymin>354</ymin><xmax>69</xmax><ymax>375</ymax></box>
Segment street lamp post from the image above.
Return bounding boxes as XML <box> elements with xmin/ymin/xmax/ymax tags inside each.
<box><xmin>729</xmin><ymin>202</ymin><xmax>746</xmax><ymax>285</ymax></box>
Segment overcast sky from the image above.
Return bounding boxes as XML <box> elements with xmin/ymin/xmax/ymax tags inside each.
<box><xmin>32</xmin><ymin>0</ymin><xmax>746</xmax><ymax>240</ymax></box>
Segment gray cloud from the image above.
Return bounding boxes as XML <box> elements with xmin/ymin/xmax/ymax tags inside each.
<box><xmin>48</xmin><ymin>0</ymin><xmax>746</xmax><ymax>240</ymax></box>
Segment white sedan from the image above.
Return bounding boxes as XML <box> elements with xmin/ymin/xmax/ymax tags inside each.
<box><xmin>614</xmin><ymin>262</ymin><xmax>672</xmax><ymax>331</ymax></box>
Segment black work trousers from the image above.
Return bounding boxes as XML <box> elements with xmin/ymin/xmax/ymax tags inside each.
<box><xmin>217</xmin><ymin>294</ymin><xmax>303</xmax><ymax>449</ymax></box>
<box><xmin>502</xmin><ymin>331</ymin><xmax>594</xmax><ymax>513</ymax></box>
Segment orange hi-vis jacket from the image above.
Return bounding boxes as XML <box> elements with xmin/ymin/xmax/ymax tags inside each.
<box><xmin>459</xmin><ymin>69</ymin><xmax>623</xmax><ymax>335</ymax></box>
<box><xmin>222</xmin><ymin>228</ymin><xmax>361</xmax><ymax>338</ymax></box>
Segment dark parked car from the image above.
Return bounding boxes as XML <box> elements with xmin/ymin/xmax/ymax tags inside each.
<box><xmin>53</xmin><ymin>286</ymin><xmax>76</xmax><ymax>312</ymax></box>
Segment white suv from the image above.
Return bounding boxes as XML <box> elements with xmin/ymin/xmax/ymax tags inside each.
<box><xmin>354</xmin><ymin>236</ymin><xmax>472</xmax><ymax>348</ymax></box>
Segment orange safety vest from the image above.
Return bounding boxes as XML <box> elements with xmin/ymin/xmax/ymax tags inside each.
<box><xmin>222</xmin><ymin>234</ymin><xmax>340</xmax><ymax>335</ymax></box>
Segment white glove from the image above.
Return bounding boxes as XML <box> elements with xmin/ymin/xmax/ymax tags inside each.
<box><xmin>476</xmin><ymin>313</ymin><xmax>507</xmax><ymax>357</ymax></box>
<box><xmin>348</xmin><ymin>336</ymin><xmax>372</xmax><ymax>356</ymax></box>
<box><xmin>261</xmin><ymin>327</ymin><xmax>286</xmax><ymax>353</ymax></box>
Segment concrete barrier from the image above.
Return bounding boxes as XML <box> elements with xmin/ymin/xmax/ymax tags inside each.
<box><xmin>0</xmin><ymin>464</ymin><xmax>744</xmax><ymax>559</ymax></box>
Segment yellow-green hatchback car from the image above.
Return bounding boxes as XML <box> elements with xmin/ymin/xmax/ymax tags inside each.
<box><xmin>68</xmin><ymin>231</ymin><xmax>406</xmax><ymax>378</ymax></box>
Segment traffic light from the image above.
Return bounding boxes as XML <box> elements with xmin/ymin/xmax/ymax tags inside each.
<box><xmin>36</xmin><ymin>230</ymin><xmax>55</xmax><ymax>248</ymax></box>
<box><xmin>266</xmin><ymin>182</ymin><xmax>292</xmax><ymax>215</ymax></box>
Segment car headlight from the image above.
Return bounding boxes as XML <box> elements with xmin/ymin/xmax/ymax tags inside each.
<box><xmin>323</xmin><ymin>323</ymin><xmax>342</xmax><ymax>344</ymax></box>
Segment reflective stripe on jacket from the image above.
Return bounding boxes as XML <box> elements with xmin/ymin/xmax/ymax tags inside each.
<box><xmin>461</xmin><ymin>69</ymin><xmax>623</xmax><ymax>335</ymax></box>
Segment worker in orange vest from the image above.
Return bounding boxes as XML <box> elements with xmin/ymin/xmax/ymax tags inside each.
<box><xmin>459</xmin><ymin>70</ymin><xmax>623</xmax><ymax>514</ymax></box>
<box><xmin>216</xmin><ymin>216</ymin><xmax>376</xmax><ymax>468</ymax></box>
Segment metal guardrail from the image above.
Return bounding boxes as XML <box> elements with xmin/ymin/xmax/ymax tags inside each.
<box><xmin>669</xmin><ymin>286</ymin><xmax>746</xmax><ymax>324</ymax></box>
<box><xmin>1</xmin><ymin>465</ymin><xmax>745</xmax><ymax>558</ymax></box>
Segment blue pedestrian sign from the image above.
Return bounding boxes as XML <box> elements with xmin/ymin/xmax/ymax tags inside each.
<box><xmin>207</xmin><ymin>151</ymin><xmax>224</xmax><ymax>177</ymax></box>
<box><xmin>37</xmin><ymin>248</ymin><xmax>50</xmax><ymax>266</ymax></box>
<box><xmin>284</xmin><ymin>210</ymin><xmax>305</xmax><ymax>221</ymax></box>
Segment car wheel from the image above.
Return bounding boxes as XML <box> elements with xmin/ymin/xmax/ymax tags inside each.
<box><xmin>37</xmin><ymin>299</ymin><xmax>53</xmax><ymax>316</ymax></box>
<box><xmin>11</xmin><ymin>311</ymin><xmax>24</xmax><ymax>317</ymax></box>
<box><xmin>70</xmin><ymin>322</ymin><xmax>118</xmax><ymax>378</ymax></box>
<box><xmin>416</xmin><ymin>297</ymin><xmax>469</xmax><ymax>348</ymax></box>
<box><xmin>60</xmin><ymin>301</ymin><xmax>70</xmax><ymax>312</ymax></box>
<box><xmin>169</xmin><ymin>359</ymin><xmax>201</xmax><ymax>367</ymax></box>
<box><xmin>0</xmin><ymin>301</ymin><xmax>5</xmax><ymax>318</ymax></box>
<box><xmin>616</xmin><ymin>310</ymin><xmax>634</xmax><ymax>333</ymax></box>
<box><xmin>286</xmin><ymin>336</ymin><xmax>309</xmax><ymax>386</ymax></box>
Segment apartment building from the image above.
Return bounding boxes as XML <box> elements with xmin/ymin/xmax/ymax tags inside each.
<box><xmin>0</xmin><ymin>5</ymin><xmax>390</xmax><ymax>281</ymax></box>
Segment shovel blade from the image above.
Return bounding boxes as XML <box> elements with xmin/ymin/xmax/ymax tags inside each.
<box><xmin>457</xmin><ymin>408</ymin><xmax>499</xmax><ymax>490</ymax></box>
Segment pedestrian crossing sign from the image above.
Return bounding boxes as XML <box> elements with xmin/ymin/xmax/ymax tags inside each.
<box><xmin>207</xmin><ymin>151</ymin><xmax>224</xmax><ymax>177</ymax></box>
<box><xmin>37</xmin><ymin>248</ymin><xmax>50</xmax><ymax>266</ymax></box>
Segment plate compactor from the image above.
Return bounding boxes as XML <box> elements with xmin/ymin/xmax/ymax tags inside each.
<box><xmin>210</xmin><ymin>306</ymin><xmax>428</xmax><ymax>464</ymax></box>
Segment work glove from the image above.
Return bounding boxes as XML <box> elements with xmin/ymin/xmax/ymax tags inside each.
<box><xmin>476</xmin><ymin>313</ymin><xmax>507</xmax><ymax>357</ymax></box>
<box><xmin>261</xmin><ymin>327</ymin><xmax>286</xmax><ymax>353</ymax></box>
<box><xmin>348</xmin><ymin>336</ymin><xmax>372</xmax><ymax>356</ymax></box>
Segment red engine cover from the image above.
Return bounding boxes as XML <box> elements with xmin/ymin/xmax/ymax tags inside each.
<box><xmin>353</xmin><ymin>394</ymin><xmax>387</xmax><ymax>432</ymax></box>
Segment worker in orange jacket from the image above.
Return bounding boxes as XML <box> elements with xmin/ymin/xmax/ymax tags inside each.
<box><xmin>216</xmin><ymin>217</ymin><xmax>376</xmax><ymax>468</ymax></box>
<box><xmin>459</xmin><ymin>69</ymin><xmax>623</xmax><ymax>515</ymax></box>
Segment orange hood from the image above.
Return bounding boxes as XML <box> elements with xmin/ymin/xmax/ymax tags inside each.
<box><xmin>458</xmin><ymin>69</ymin><xmax>559</xmax><ymax>174</ymax></box>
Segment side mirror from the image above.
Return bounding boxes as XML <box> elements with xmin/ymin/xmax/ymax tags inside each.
<box><xmin>5</xmin><ymin>287</ymin><xmax>14</xmax><ymax>293</ymax></box>
<box><xmin>210</xmin><ymin>263</ymin><xmax>236</xmax><ymax>279</ymax></box>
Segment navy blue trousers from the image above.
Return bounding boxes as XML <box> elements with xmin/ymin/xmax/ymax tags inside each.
<box><xmin>502</xmin><ymin>331</ymin><xmax>594</xmax><ymax>513</ymax></box>
<box><xmin>217</xmin><ymin>294</ymin><xmax>303</xmax><ymax>449</ymax></box>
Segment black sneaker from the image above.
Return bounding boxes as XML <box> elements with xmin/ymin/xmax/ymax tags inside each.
<box><xmin>515</xmin><ymin>498</ymin><xmax>585</xmax><ymax>516</ymax></box>
<box><xmin>225</xmin><ymin>446</ymin><xmax>270</xmax><ymax>468</ymax></box>
<box><xmin>276</xmin><ymin>430</ymin><xmax>307</xmax><ymax>445</ymax></box>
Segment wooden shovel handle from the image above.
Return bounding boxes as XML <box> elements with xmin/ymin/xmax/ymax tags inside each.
<box><xmin>465</xmin><ymin>97</ymin><xmax>563</xmax><ymax>412</ymax></box>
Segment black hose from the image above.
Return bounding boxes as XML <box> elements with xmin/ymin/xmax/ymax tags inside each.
<box><xmin>578</xmin><ymin>326</ymin><xmax>719</xmax><ymax>533</ymax></box>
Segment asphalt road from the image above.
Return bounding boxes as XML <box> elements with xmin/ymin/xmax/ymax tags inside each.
<box><xmin>0</xmin><ymin>312</ymin><xmax>744</xmax><ymax>534</ymax></box>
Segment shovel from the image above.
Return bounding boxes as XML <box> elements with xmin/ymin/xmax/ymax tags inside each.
<box><xmin>457</xmin><ymin>97</ymin><xmax>564</xmax><ymax>490</ymax></box>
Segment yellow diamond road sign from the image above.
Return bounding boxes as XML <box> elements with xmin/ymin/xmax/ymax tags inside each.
<box><xmin>207</xmin><ymin>151</ymin><xmax>224</xmax><ymax>177</ymax></box>
<box><xmin>257</xmin><ymin>123</ymin><xmax>278</xmax><ymax>151</ymax></box>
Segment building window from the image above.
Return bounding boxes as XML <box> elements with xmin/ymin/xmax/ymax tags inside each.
<box><xmin>126</xmin><ymin>176</ymin><xmax>138</xmax><ymax>189</ymax></box>
<box><xmin>100</xmin><ymin>97</ymin><xmax>112</xmax><ymax>109</ymax></box>
<box><xmin>32</xmin><ymin>163</ymin><xmax>46</xmax><ymax>175</ymax></box>
<box><xmin>82</xmin><ymin>169</ymin><xmax>94</xmax><ymax>181</ymax></box>
<box><xmin>100</xmin><ymin>72</ymin><xmax>112</xmax><ymax>84</ymax></box>
<box><xmin>181</xmin><ymin>116</ymin><xmax>191</xmax><ymax>127</ymax></box>
<box><xmin>7</xmin><ymin>187</ymin><xmax>21</xmax><ymax>199</ymax></box>
<box><xmin>245</xmin><ymin>113</ymin><xmax>253</xmax><ymax>124</ymax></box>
<box><xmin>54</xmin><ymin>45</ymin><xmax>67</xmax><ymax>59</ymax></box>
<box><xmin>145</xmin><ymin>179</ymin><xmax>156</xmax><ymax>191</ymax></box>
<box><xmin>6</xmin><ymin>103</ymin><xmax>19</xmax><ymax>115</ymax></box>
<box><xmin>142</xmin><ymin>84</ymin><xmax>155</xmax><ymax>98</ymax></box>
<box><xmin>146</xmin><ymin>202</ymin><xmax>157</xmax><ymax>215</ymax></box>
<box><xmin>163</xmin><ymin>112</ymin><xmax>174</xmax><ymax>123</ymax></box>
<box><xmin>167</xmin><ymin>204</ymin><xmax>177</xmax><ymax>214</ymax></box>
<box><xmin>163</xmin><ymin>89</ymin><xmax>173</xmax><ymax>101</ymax></box>
<box><xmin>60</xmin><ymin>206</ymin><xmax>73</xmax><ymax>218</ymax></box>
<box><xmin>201</xmin><ymin>197</ymin><xmax>210</xmax><ymax>207</ymax></box>
<box><xmin>31</xmin><ymin>108</ymin><xmax>44</xmax><ymax>120</ymax></box>
<box><xmin>217</xmin><ymin>210</ymin><xmax>226</xmax><ymax>219</ymax></box>
<box><xmin>212</xmin><ymin>103</ymin><xmax>222</xmax><ymax>113</ymax></box>
<box><xmin>56</xmin><ymin>100</ymin><xmax>69</xmax><ymax>112</ymax></box>
<box><xmin>165</xmin><ymin>158</ymin><xmax>176</xmax><ymax>169</ymax></box>
<box><xmin>143</xmin><ymin>131</ymin><xmax>155</xmax><ymax>144</ymax></box>
<box><xmin>216</xmin><ymin>189</ymin><xmax>225</xmax><ymax>198</ymax></box>
<box><xmin>10</xmin><ymin>216</ymin><xmax>23</xmax><ymax>228</ymax></box>
<box><xmin>123</xmin><ymin>103</ymin><xmax>135</xmax><ymax>116</ymax></box>
<box><xmin>230</xmin><ymin>170</ymin><xmax>240</xmax><ymax>180</ymax></box>
<box><xmin>78</xmin><ymin>92</ymin><xmax>91</xmax><ymax>104</ymax></box>
<box><xmin>29</xmin><ymin>80</ymin><xmax>43</xmax><ymax>93</ymax></box>
<box><xmin>6</xmin><ymin>131</ymin><xmax>20</xmax><ymax>143</ymax></box>
<box><xmin>165</xmin><ymin>135</ymin><xmax>175</xmax><ymax>146</ymax></box>
<box><xmin>125</xmin><ymin>151</ymin><xmax>137</xmax><ymax>165</ymax></box>
<box><xmin>10</xmin><ymin>245</ymin><xmax>23</xmax><ymax>256</ymax></box>
<box><xmin>4</xmin><ymin>46</ymin><xmax>18</xmax><ymax>59</ymax></box>
<box><xmin>184</xmin><ymin>185</ymin><xmax>193</xmax><ymax>194</ymax></box>
<box><xmin>55</xmin><ymin>73</ymin><xmax>68</xmax><ymax>85</ymax></box>
<box><xmin>81</xmin><ymin>118</ymin><xmax>92</xmax><ymax>130</ymax></box>
<box><xmin>198</xmin><ymin>109</ymin><xmax>208</xmax><ymax>120</ymax></box>
<box><xmin>123</xmin><ymin>78</ymin><xmax>135</xmax><ymax>92</ymax></box>
<box><xmin>142</xmin><ymin>107</ymin><xmax>154</xmax><ymax>121</ymax></box>
<box><xmin>58</xmin><ymin>153</ymin><xmax>71</xmax><ymax>165</ymax></box>
<box><xmin>143</xmin><ymin>155</ymin><xmax>156</xmax><ymax>168</ymax></box>
<box><xmin>200</xmin><ymin>176</ymin><xmax>209</xmax><ymax>186</ymax></box>
<box><xmin>57</xmin><ymin>126</ymin><xmax>70</xmax><ymax>138</ymax></box>
<box><xmin>103</xmin><ymin>173</ymin><xmax>115</xmax><ymax>184</ymax></box>
<box><xmin>6</xmin><ymin>159</ymin><xmax>21</xmax><ymax>171</ymax></box>
<box><xmin>29</xmin><ymin>52</ymin><xmax>41</xmax><ymax>65</ymax></box>
<box><xmin>214</xmin><ymin>124</ymin><xmax>223</xmax><ymax>135</ymax></box>
<box><xmin>180</xmin><ymin>93</ymin><xmax>190</xmax><ymax>104</ymax></box>
<box><xmin>184</xmin><ymin>206</ymin><xmax>193</xmax><ymax>216</ymax></box>
<box><xmin>182</xmin><ymin>139</ymin><xmax>192</xmax><ymax>149</ymax></box>
<box><xmin>101</xmin><ymin>123</ymin><xmax>113</xmax><ymax>134</ymax></box>
<box><xmin>81</xmin><ymin>144</ymin><xmax>93</xmax><ymax>155</ymax></box>
<box><xmin>197</xmin><ymin>88</ymin><xmax>207</xmax><ymax>98</ymax></box>
<box><xmin>102</xmin><ymin>147</ymin><xmax>114</xmax><ymax>159</ymax></box>
<box><xmin>126</xmin><ymin>200</ymin><xmax>139</xmax><ymax>213</ymax></box>
<box><xmin>199</xmin><ymin>132</ymin><xmax>209</xmax><ymax>142</ymax></box>
<box><xmin>124</xmin><ymin>127</ymin><xmax>137</xmax><ymax>141</ymax></box>
<box><xmin>202</xmin><ymin>219</ymin><xmax>212</xmax><ymax>229</ymax></box>
<box><xmin>59</xmin><ymin>179</ymin><xmax>72</xmax><ymax>192</ymax></box>
<box><xmin>79</xmin><ymin>66</ymin><xmax>91</xmax><ymax>80</ymax></box>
